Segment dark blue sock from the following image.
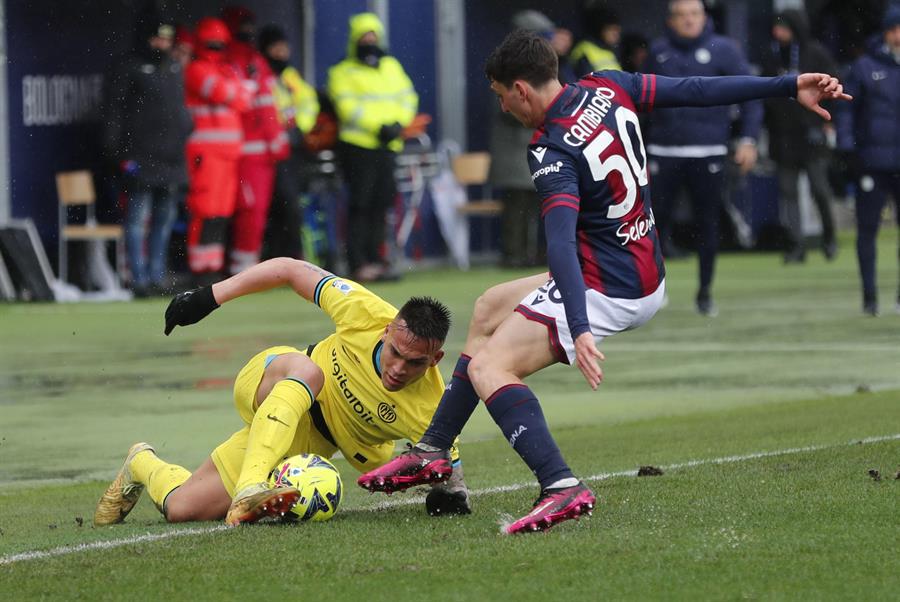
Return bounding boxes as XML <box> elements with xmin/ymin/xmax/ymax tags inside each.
<box><xmin>484</xmin><ymin>384</ymin><xmax>574</xmax><ymax>490</ymax></box>
<box><xmin>419</xmin><ymin>355</ymin><xmax>479</xmax><ymax>449</ymax></box>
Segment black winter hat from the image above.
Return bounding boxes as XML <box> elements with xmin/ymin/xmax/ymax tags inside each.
<box><xmin>258</xmin><ymin>25</ymin><xmax>287</xmax><ymax>53</ymax></box>
<box><xmin>883</xmin><ymin>5</ymin><xmax>900</xmax><ymax>30</ymax></box>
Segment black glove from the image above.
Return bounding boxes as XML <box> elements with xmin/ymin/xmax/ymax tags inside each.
<box><xmin>426</xmin><ymin>489</ymin><xmax>471</xmax><ymax>516</ymax></box>
<box><xmin>378</xmin><ymin>122</ymin><xmax>403</xmax><ymax>145</ymax></box>
<box><xmin>425</xmin><ymin>465</ymin><xmax>471</xmax><ymax>516</ymax></box>
<box><xmin>164</xmin><ymin>285</ymin><xmax>220</xmax><ymax>335</ymax></box>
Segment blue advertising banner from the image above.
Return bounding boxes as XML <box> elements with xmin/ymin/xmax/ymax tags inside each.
<box><xmin>5</xmin><ymin>2</ymin><xmax>136</xmax><ymax>249</ymax></box>
<box><xmin>5</xmin><ymin>0</ymin><xmax>445</xmax><ymax>267</ymax></box>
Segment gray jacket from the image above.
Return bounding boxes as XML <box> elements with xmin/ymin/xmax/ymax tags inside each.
<box><xmin>488</xmin><ymin>106</ymin><xmax>535</xmax><ymax>190</ymax></box>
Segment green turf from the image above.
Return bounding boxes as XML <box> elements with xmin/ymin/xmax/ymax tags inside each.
<box><xmin>1</xmin><ymin>232</ymin><xmax>899</xmax><ymax>600</ymax></box>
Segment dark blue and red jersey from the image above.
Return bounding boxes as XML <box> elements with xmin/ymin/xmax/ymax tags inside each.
<box><xmin>529</xmin><ymin>70</ymin><xmax>797</xmax><ymax>338</ymax></box>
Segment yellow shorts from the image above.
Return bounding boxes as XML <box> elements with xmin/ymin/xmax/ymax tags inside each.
<box><xmin>210</xmin><ymin>345</ymin><xmax>338</xmax><ymax>496</ymax></box>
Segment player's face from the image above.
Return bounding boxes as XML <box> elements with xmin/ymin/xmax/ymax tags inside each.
<box><xmin>490</xmin><ymin>80</ymin><xmax>536</xmax><ymax>128</ymax></box>
<box><xmin>668</xmin><ymin>0</ymin><xmax>706</xmax><ymax>39</ymax></box>
<box><xmin>380</xmin><ymin>320</ymin><xmax>444</xmax><ymax>392</ymax></box>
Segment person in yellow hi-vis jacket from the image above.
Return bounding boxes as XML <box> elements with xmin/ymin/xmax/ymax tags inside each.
<box><xmin>93</xmin><ymin>258</ymin><xmax>469</xmax><ymax>527</ymax></box>
<box><xmin>569</xmin><ymin>2</ymin><xmax>622</xmax><ymax>76</ymax></box>
<box><xmin>258</xmin><ymin>25</ymin><xmax>320</xmax><ymax>261</ymax></box>
<box><xmin>327</xmin><ymin>12</ymin><xmax>418</xmax><ymax>282</ymax></box>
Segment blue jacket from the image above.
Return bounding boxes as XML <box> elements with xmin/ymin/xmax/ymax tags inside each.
<box><xmin>836</xmin><ymin>39</ymin><xmax>900</xmax><ymax>171</ymax></box>
<box><xmin>644</xmin><ymin>23</ymin><xmax>763</xmax><ymax>150</ymax></box>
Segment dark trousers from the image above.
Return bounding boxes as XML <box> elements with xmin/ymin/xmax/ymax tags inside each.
<box><xmin>263</xmin><ymin>156</ymin><xmax>303</xmax><ymax>260</ymax></box>
<box><xmin>500</xmin><ymin>188</ymin><xmax>542</xmax><ymax>267</ymax></box>
<box><xmin>338</xmin><ymin>142</ymin><xmax>396</xmax><ymax>273</ymax></box>
<box><xmin>778</xmin><ymin>152</ymin><xmax>836</xmax><ymax>252</ymax></box>
<box><xmin>650</xmin><ymin>155</ymin><xmax>725</xmax><ymax>291</ymax></box>
<box><xmin>855</xmin><ymin>170</ymin><xmax>900</xmax><ymax>300</ymax></box>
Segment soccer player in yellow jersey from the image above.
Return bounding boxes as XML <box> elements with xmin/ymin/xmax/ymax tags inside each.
<box><xmin>93</xmin><ymin>258</ymin><xmax>467</xmax><ymax>527</ymax></box>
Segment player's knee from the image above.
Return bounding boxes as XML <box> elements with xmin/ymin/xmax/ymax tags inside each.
<box><xmin>466</xmin><ymin>351</ymin><xmax>492</xmax><ymax>389</ymax></box>
<box><xmin>163</xmin><ymin>495</ymin><xmax>197</xmax><ymax>523</ymax></box>
<box><xmin>283</xmin><ymin>355</ymin><xmax>324</xmax><ymax>394</ymax></box>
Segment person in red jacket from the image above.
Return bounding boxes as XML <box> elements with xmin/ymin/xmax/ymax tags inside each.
<box><xmin>222</xmin><ymin>6</ymin><xmax>289</xmax><ymax>275</ymax></box>
<box><xmin>183</xmin><ymin>17</ymin><xmax>251</xmax><ymax>278</ymax></box>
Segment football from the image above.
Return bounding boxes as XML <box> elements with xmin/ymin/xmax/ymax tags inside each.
<box><xmin>268</xmin><ymin>453</ymin><xmax>343</xmax><ymax>521</ymax></box>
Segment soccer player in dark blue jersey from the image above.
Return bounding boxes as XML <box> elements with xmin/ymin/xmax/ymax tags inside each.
<box><xmin>359</xmin><ymin>30</ymin><xmax>851</xmax><ymax>533</ymax></box>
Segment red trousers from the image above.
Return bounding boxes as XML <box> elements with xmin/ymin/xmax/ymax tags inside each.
<box><xmin>229</xmin><ymin>158</ymin><xmax>276</xmax><ymax>274</ymax></box>
<box><xmin>186</xmin><ymin>149</ymin><xmax>239</xmax><ymax>273</ymax></box>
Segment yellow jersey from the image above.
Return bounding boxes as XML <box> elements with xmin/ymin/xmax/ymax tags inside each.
<box><xmin>307</xmin><ymin>275</ymin><xmax>458</xmax><ymax>472</ymax></box>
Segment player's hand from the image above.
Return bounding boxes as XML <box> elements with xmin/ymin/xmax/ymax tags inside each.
<box><xmin>164</xmin><ymin>285</ymin><xmax>220</xmax><ymax>335</ymax></box>
<box><xmin>425</xmin><ymin>465</ymin><xmax>471</xmax><ymax>516</ymax></box>
<box><xmin>796</xmin><ymin>73</ymin><xmax>853</xmax><ymax>121</ymax></box>
<box><xmin>733</xmin><ymin>142</ymin><xmax>758</xmax><ymax>175</ymax></box>
<box><xmin>573</xmin><ymin>331</ymin><xmax>604</xmax><ymax>390</ymax></box>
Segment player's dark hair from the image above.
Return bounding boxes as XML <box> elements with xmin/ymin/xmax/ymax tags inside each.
<box><xmin>484</xmin><ymin>29</ymin><xmax>558</xmax><ymax>88</ymax></box>
<box><xmin>397</xmin><ymin>296</ymin><xmax>451</xmax><ymax>343</ymax></box>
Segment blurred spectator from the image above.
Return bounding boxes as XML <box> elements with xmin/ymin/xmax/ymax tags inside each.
<box><xmin>570</xmin><ymin>1</ymin><xmax>622</xmax><ymax>77</ymax></box>
<box><xmin>762</xmin><ymin>9</ymin><xmax>838</xmax><ymax>264</ymax></box>
<box><xmin>171</xmin><ymin>25</ymin><xmax>195</xmax><ymax>68</ymax></box>
<box><xmin>489</xmin><ymin>9</ymin><xmax>559</xmax><ymax>268</ymax></box>
<box><xmin>222</xmin><ymin>5</ymin><xmax>289</xmax><ymax>274</ymax></box>
<box><xmin>816</xmin><ymin>0</ymin><xmax>889</xmax><ymax>62</ymax></box>
<box><xmin>552</xmin><ymin>27</ymin><xmax>576</xmax><ymax>84</ymax></box>
<box><xmin>258</xmin><ymin>25</ymin><xmax>320</xmax><ymax>260</ymax></box>
<box><xmin>620</xmin><ymin>32</ymin><xmax>649</xmax><ymax>72</ymax></box>
<box><xmin>644</xmin><ymin>0</ymin><xmax>763</xmax><ymax>316</ymax></box>
<box><xmin>836</xmin><ymin>6</ymin><xmax>900</xmax><ymax>316</ymax></box>
<box><xmin>326</xmin><ymin>13</ymin><xmax>417</xmax><ymax>282</ymax></box>
<box><xmin>183</xmin><ymin>17</ymin><xmax>251</xmax><ymax>280</ymax></box>
<box><xmin>101</xmin><ymin>10</ymin><xmax>192</xmax><ymax>297</ymax></box>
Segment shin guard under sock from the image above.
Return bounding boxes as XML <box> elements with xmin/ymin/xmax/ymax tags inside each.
<box><xmin>419</xmin><ymin>355</ymin><xmax>478</xmax><ymax>449</ymax></box>
<box><xmin>484</xmin><ymin>384</ymin><xmax>574</xmax><ymax>490</ymax></box>
<box><xmin>234</xmin><ymin>378</ymin><xmax>314</xmax><ymax>494</ymax></box>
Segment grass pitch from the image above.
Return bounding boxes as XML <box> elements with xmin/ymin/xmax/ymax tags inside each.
<box><xmin>1</xmin><ymin>231</ymin><xmax>899</xmax><ymax>600</ymax></box>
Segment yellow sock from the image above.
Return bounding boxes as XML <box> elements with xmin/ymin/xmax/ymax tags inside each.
<box><xmin>130</xmin><ymin>450</ymin><xmax>191</xmax><ymax>513</ymax></box>
<box><xmin>234</xmin><ymin>379</ymin><xmax>314</xmax><ymax>494</ymax></box>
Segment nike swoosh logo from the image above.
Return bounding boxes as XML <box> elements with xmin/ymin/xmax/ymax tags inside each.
<box><xmin>267</xmin><ymin>414</ymin><xmax>290</xmax><ymax>427</ymax></box>
<box><xmin>529</xmin><ymin>500</ymin><xmax>555</xmax><ymax>517</ymax></box>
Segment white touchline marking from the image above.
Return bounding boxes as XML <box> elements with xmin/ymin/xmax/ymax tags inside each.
<box><xmin>0</xmin><ymin>525</ymin><xmax>231</xmax><ymax>566</ymax></box>
<box><xmin>2</xmin><ymin>433</ymin><xmax>897</xmax><ymax>566</ymax></box>
<box><xmin>358</xmin><ymin>433</ymin><xmax>900</xmax><ymax>511</ymax></box>
<box><xmin>604</xmin><ymin>342</ymin><xmax>900</xmax><ymax>353</ymax></box>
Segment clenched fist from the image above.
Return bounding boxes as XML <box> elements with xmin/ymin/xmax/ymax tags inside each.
<box><xmin>164</xmin><ymin>285</ymin><xmax>220</xmax><ymax>335</ymax></box>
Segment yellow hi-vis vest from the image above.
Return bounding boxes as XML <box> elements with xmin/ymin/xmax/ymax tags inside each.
<box><xmin>326</xmin><ymin>12</ymin><xmax>417</xmax><ymax>152</ymax></box>
<box><xmin>274</xmin><ymin>66</ymin><xmax>319</xmax><ymax>135</ymax></box>
<box><xmin>570</xmin><ymin>39</ymin><xmax>622</xmax><ymax>75</ymax></box>
<box><xmin>327</xmin><ymin>57</ymin><xmax>417</xmax><ymax>152</ymax></box>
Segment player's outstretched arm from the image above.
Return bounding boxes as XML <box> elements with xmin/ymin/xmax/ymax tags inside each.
<box><xmin>795</xmin><ymin>73</ymin><xmax>852</xmax><ymax>121</ymax></box>
<box><xmin>164</xmin><ymin>259</ymin><xmax>334</xmax><ymax>335</ymax></box>
<box><xmin>212</xmin><ymin>258</ymin><xmax>333</xmax><ymax>305</ymax></box>
<box><xmin>649</xmin><ymin>73</ymin><xmax>851</xmax><ymax>116</ymax></box>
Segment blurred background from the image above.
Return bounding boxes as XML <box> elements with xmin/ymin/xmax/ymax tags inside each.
<box><xmin>0</xmin><ymin>0</ymin><xmax>896</xmax><ymax>312</ymax></box>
